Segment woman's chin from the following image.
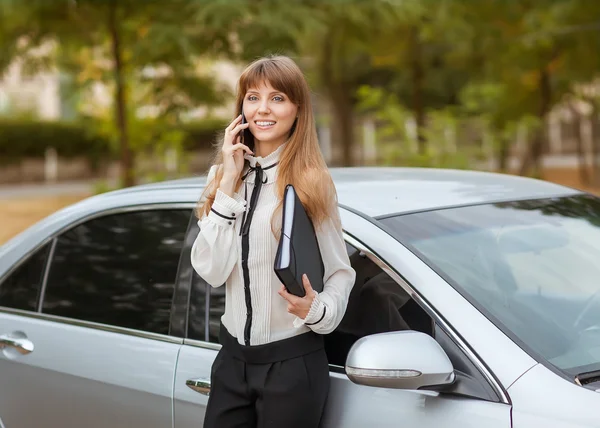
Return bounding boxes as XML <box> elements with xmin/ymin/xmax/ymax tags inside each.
<box><xmin>253</xmin><ymin>131</ymin><xmax>287</xmax><ymax>145</ymax></box>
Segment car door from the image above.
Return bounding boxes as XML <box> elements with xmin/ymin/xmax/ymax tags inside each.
<box><xmin>320</xmin><ymin>238</ymin><xmax>511</xmax><ymax>428</ymax></box>
<box><xmin>173</xmin><ymin>210</ymin><xmax>512</xmax><ymax>428</ymax></box>
<box><xmin>171</xmin><ymin>218</ymin><xmax>222</xmax><ymax>427</ymax></box>
<box><xmin>0</xmin><ymin>206</ymin><xmax>191</xmax><ymax>428</ymax></box>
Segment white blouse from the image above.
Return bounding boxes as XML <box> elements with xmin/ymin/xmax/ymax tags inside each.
<box><xmin>190</xmin><ymin>143</ymin><xmax>356</xmax><ymax>346</ymax></box>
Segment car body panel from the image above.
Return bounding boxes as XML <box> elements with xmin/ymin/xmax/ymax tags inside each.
<box><xmin>322</xmin><ymin>372</ymin><xmax>509</xmax><ymax>428</ymax></box>
<box><xmin>173</xmin><ymin>342</ymin><xmax>512</xmax><ymax>428</ymax></box>
<box><xmin>509</xmin><ymin>363</ymin><xmax>600</xmax><ymax>428</ymax></box>
<box><xmin>0</xmin><ymin>311</ymin><xmax>180</xmax><ymax>427</ymax></box>
<box><xmin>332</xmin><ymin>167</ymin><xmax>579</xmax><ymax>217</ymax></box>
<box><xmin>1</xmin><ymin>167</ymin><xmax>598</xmax><ymax>427</ymax></box>
<box><xmin>173</xmin><ymin>342</ymin><xmax>218</xmax><ymax>427</ymax></box>
<box><xmin>141</xmin><ymin>167</ymin><xmax>580</xmax><ymax>218</ymax></box>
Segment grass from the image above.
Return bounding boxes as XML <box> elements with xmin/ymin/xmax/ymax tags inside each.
<box><xmin>0</xmin><ymin>194</ymin><xmax>89</xmax><ymax>245</ymax></box>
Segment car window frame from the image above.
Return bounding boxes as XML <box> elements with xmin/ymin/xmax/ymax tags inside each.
<box><xmin>170</xmin><ymin>211</ymin><xmax>202</xmax><ymax>338</ymax></box>
<box><xmin>0</xmin><ymin>202</ymin><xmax>195</xmax><ymax>345</ymax></box>
<box><xmin>0</xmin><ymin>241</ymin><xmax>53</xmax><ymax>312</ymax></box>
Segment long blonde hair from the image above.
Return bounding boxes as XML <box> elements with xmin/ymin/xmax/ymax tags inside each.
<box><xmin>196</xmin><ymin>55</ymin><xmax>337</xmax><ymax>230</ymax></box>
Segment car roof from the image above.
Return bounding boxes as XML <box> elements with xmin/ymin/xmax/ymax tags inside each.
<box><xmin>0</xmin><ymin>167</ymin><xmax>584</xmax><ymax>263</ymax></box>
<box><xmin>104</xmin><ymin>167</ymin><xmax>581</xmax><ymax>217</ymax></box>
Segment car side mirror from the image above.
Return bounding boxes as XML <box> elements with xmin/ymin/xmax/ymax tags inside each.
<box><xmin>345</xmin><ymin>331</ymin><xmax>455</xmax><ymax>390</ymax></box>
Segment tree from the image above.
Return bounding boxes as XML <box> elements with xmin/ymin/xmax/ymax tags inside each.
<box><xmin>453</xmin><ymin>0</ymin><xmax>597</xmax><ymax>177</ymax></box>
<box><xmin>0</xmin><ymin>0</ymin><xmax>229</xmax><ymax>186</ymax></box>
<box><xmin>195</xmin><ymin>0</ymin><xmax>420</xmax><ymax>166</ymax></box>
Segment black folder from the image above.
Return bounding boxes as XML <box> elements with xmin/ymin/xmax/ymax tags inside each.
<box><xmin>274</xmin><ymin>184</ymin><xmax>324</xmax><ymax>297</ymax></box>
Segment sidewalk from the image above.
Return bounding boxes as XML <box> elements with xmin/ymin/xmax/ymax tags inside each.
<box><xmin>0</xmin><ymin>180</ymin><xmax>95</xmax><ymax>200</ymax></box>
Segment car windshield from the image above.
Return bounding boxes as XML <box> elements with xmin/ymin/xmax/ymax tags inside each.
<box><xmin>381</xmin><ymin>194</ymin><xmax>600</xmax><ymax>378</ymax></box>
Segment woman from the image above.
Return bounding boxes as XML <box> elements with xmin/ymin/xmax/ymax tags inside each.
<box><xmin>191</xmin><ymin>55</ymin><xmax>356</xmax><ymax>428</ymax></box>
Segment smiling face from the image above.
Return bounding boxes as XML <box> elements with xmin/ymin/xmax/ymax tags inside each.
<box><xmin>243</xmin><ymin>80</ymin><xmax>299</xmax><ymax>149</ymax></box>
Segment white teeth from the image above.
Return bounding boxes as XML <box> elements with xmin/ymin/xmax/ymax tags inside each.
<box><xmin>256</xmin><ymin>121</ymin><xmax>275</xmax><ymax>126</ymax></box>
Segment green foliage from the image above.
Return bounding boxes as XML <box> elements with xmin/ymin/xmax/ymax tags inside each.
<box><xmin>182</xmin><ymin>118</ymin><xmax>228</xmax><ymax>151</ymax></box>
<box><xmin>0</xmin><ymin>120</ymin><xmax>110</xmax><ymax>166</ymax></box>
<box><xmin>382</xmin><ymin>148</ymin><xmax>474</xmax><ymax>170</ymax></box>
<box><xmin>0</xmin><ymin>0</ymin><xmax>232</xmax><ymax>184</ymax></box>
<box><xmin>2</xmin><ymin>0</ymin><xmax>600</xmax><ymax>175</ymax></box>
<box><xmin>357</xmin><ymin>84</ymin><xmax>485</xmax><ymax>169</ymax></box>
<box><xmin>92</xmin><ymin>179</ymin><xmax>119</xmax><ymax>195</ymax></box>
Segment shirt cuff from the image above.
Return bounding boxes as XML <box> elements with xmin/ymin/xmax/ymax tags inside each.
<box><xmin>207</xmin><ymin>189</ymin><xmax>246</xmax><ymax>227</ymax></box>
<box><xmin>293</xmin><ymin>293</ymin><xmax>326</xmax><ymax>328</ymax></box>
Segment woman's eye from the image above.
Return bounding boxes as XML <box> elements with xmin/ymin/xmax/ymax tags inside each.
<box><xmin>273</xmin><ymin>96</ymin><xmax>284</xmax><ymax>102</ymax></box>
<box><xmin>247</xmin><ymin>95</ymin><xmax>258</xmax><ymax>101</ymax></box>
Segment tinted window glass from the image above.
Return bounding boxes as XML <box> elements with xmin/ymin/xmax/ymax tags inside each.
<box><xmin>208</xmin><ymin>286</ymin><xmax>226</xmax><ymax>342</ymax></box>
<box><xmin>187</xmin><ymin>219</ymin><xmax>226</xmax><ymax>343</ymax></box>
<box><xmin>381</xmin><ymin>195</ymin><xmax>600</xmax><ymax>376</ymax></box>
<box><xmin>325</xmin><ymin>242</ymin><xmax>432</xmax><ymax>367</ymax></box>
<box><xmin>188</xmin><ymin>274</ymin><xmax>225</xmax><ymax>343</ymax></box>
<box><xmin>0</xmin><ymin>243</ymin><xmax>51</xmax><ymax>311</ymax></box>
<box><xmin>187</xmin><ymin>272</ymin><xmax>208</xmax><ymax>341</ymax></box>
<box><xmin>42</xmin><ymin>209</ymin><xmax>190</xmax><ymax>334</ymax></box>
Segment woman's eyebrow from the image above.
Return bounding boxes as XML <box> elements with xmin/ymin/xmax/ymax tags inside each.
<box><xmin>246</xmin><ymin>90</ymin><xmax>285</xmax><ymax>96</ymax></box>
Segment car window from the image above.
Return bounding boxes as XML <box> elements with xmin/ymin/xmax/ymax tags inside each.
<box><xmin>41</xmin><ymin>209</ymin><xmax>191</xmax><ymax>335</ymax></box>
<box><xmin>0</xmin><ymin>242</ymin><xmax>51</xmax><ymax>311</ymax></box>
<box><xmin>188</xmin><ymin>273</ymin><xmax>224</xmax><ymax>343</ymax></box>
<box><xmin>324</xmin><ymin>242</ymin><xmax>433</xmax><ymax>367</ymax></box>
<box><xmin>187</xmin><ymin>270</ymin><xmax>209</xmax><ymax>342</ymax></box>
<box><xmin>380</xmin><ymin>195</ymin><xmax>600</xmax><ymax>377</ymax></box>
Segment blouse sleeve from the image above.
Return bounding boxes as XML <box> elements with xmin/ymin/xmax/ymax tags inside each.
<box><xmin>293</xmin><ymin>205</ymin><xmax>356</xmax><ymax>334</ymax></box>
<box><xmin>190</xmin><ymin>165</ymin><xmax>246</xmax><ymax>287</ymax></box>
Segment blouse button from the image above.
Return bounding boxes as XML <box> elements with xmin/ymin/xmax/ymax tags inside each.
<box><xmin>228</xmin><ymin>221</ymin><xmax>232</xmax><ymax>225</ymax></box>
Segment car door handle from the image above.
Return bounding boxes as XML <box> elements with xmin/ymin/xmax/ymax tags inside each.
<box><xmin>186</xmin><ymin>378</ymin><xmax>211</xmax><ymax>396</ymax></box>
<box><xmin>0</xmin><ymin>334</ymin><xmax>34</xmax><ymax>355</ymax></box>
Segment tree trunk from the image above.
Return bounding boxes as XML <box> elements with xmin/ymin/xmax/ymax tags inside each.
<box><xmin>331</xmin><ymin>87</ymin><xmax>355</xmax><ymax>166</ymax></box>
<box><xmin>497</xmin><ymin>136</ymin><xmax>509</xmax><ymax>172</ymax></box>
<box><xmin>518</xmin><ymin>65</ymin><xmax>551</xmax><ymax>177</ymax></box>
<box><xmin>569</xmin><ymin>102</ymin><xmax>591</xmax><ymax>185</ymax></box>
<box><xmin>319</xmin><ymin>34</ymin><xmax>355</xmax><ymax>166</ymax></box>
<box><xmin>108</xmin><ymin>1</ymin><xmax>133</xmax><ymax>187</ymax></box>
<box><xmin>410</xmin><ymin>26</ymin><xmax>426</xmax><ymax>155</ymax></box>
<box><xmin>592</xmin><ymin>103</ymin><xmax>600</xmax><ymax>185</ymax></box>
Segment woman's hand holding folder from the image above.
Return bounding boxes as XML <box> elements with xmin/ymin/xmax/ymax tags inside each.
<box><xmin>278</xmin><ymin>273</ymin><xmax>316</xmax><ymax>319</ymax></box>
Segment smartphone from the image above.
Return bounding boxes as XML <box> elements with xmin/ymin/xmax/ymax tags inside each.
<box><xmin>240</xmin><ymin>112</ymin><xmax>247</xmax><ymax>146</ymax></box>
<box><xmin>240</xmin><ymin>110</ymin><xmax>254</xmax><ymax>151</ymax></box>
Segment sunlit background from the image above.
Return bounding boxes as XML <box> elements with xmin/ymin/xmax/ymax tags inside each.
<box><xmin>1</xmin><ymin>0</ymin><xmax>600</xmax><ymax>243</ymax></box>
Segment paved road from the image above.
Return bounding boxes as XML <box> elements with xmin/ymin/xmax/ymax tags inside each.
<box><xmin>0</xmin><ymin>181</ymin><xmax>95</xmax><ymax>200</ymax></box>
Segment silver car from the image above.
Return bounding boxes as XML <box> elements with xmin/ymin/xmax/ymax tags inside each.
<box><xmin>1</xmin><ymin>167</ymin><xmax>599</xmax><ymax>428</ymax></box>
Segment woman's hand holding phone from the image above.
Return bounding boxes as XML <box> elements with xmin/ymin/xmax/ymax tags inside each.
<box><xmin>220</xmin><ymin>114</ymin><xmax>252</xmax><ymax>196</ymax></box>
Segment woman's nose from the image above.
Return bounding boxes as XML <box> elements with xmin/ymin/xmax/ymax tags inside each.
<box><xmin>257</xmin><ymin>101</ymin><xmax>270</xmax><ymax>114</ymax></box>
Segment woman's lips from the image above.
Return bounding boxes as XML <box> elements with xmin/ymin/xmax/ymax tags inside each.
<box><xmin>254</xmin><ymin>120</ymin><xmax>276</xmax><ymax>130</ymax></box>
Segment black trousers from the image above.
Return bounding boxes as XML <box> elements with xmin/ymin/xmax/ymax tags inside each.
<box><xmin>203</xmin><ymin>325</ymin><xmax>330</xmax><ymax>428</ymax></box>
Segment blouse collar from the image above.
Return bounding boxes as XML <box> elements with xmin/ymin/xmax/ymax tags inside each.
<box><xmin>243</xmin><ymin>142</ymin><xmax>287</xmax><ymax>184</ymax></box>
